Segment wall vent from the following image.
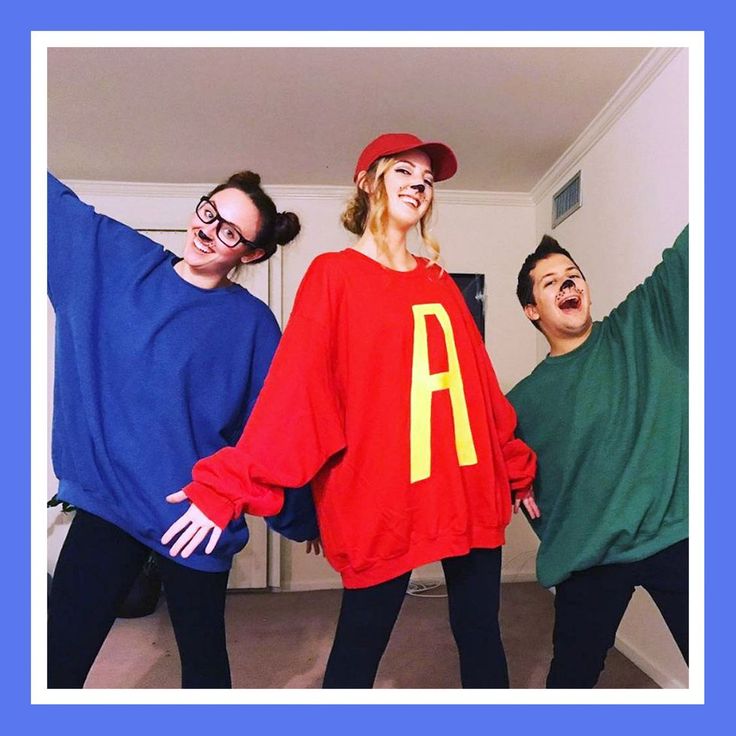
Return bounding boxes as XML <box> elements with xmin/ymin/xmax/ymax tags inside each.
<box><xmin>552</xmin><ymin>171</ymin><xmax>581</xmax><ymax>228</ymax></box>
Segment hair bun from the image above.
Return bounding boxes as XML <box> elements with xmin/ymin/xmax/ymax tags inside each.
<box><xmin>232</xmin><ymin>170</ymin><xmax>261</xmax><ymax>188</ymax></box>
<box><xmin>273</xmin><ymin>211</ymin><xmax>301</xmax><ymax>246</ymax></box>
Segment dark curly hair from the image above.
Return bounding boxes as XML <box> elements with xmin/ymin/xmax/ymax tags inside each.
<box><xmin>208</xmin><ymin>171</ymin><xmax>301</xmax><ymax>264</ymax></box>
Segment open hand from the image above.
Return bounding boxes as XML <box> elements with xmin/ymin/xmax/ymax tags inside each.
<box><xmin>514</xmin><ymin>492</ymin><xmax>541</xmax><ymax>519</ymax></box>
<box><xmin>306</xmin><ymin>537</ymin><xmax>322</xmax><ymax>556</ymax></box>
<box><xmin>161</xmin><ymin>490</ymin><xmax>223</xmax><ymax>558</ymax></box>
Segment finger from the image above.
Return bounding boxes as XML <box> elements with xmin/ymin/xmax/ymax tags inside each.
<box><xmin>205</xmin><ymin>526</ymin><xmax>222</xmax><ymax>555</ymax></box>
<box><xmin>166</xmin><ymin>490</ymin><xmax>189</xmax><ymax>504</ymax></box>
<box><xmin>161</xmin><ymin>514</ymin><xmax>190</xmax><ymax>545</ymax></box>
<box><xmin>181</xmin><ymin>526</ymin><xmax>209</xmax><ymax>558</ymax></box>
<box><xmin>169</xmin><ymin>524</ymin><xmax>196</xmax><ymax>557</ymax></box>
<box><xmin>525</xmin><ymin>498</ymin><xmax>541</xmax><ymax>519</ymax></box>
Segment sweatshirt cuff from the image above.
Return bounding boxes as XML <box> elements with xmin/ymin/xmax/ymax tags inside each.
<box><xmin>183</xmin><ymin>482</ymin><xmax>287</xmax><ymax>528</ymax></box>
<box><xmin>182</xmin><ymin>482</ymin><xmax>237</xmax><ymax>529</ymax></box>
<box><xmin>512</xmin><ymin>485</ymin><xmax>533</xmax><ymax>501</ymax></box>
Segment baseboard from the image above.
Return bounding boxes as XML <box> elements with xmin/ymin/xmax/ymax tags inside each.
<box><xmin>409</xmin><ymin>571</ymin><xmax>538</xmax><ymax>586</ymax></box>
<box><xmin>500</xmin><ymin>571</ymin><xmax>538</xmax><ymax>584</ymax></box>
<box><xmin>613</xmin><ymin>633</ymin><xmax>688</xmax><ymax>689</ymax></box>
<box><xmin>275</xmin><ymin>570</ymin><xmax>537</xmax><ymax>593</ymax></box>
<box><xmin>275</xmin><ymin>579</ymin><xmax>344</xmax><ymax>592</ymax></box>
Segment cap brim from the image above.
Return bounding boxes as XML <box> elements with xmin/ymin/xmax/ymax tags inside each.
<box><xmin>414</xmin><ymin>142</ymin><xmax>458</xmax><ymax>182</ymax></box>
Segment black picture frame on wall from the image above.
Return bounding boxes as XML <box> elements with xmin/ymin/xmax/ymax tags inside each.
<box><xmin>450</xmin><ymin>273</ymin><xmax>486</xmax><ymax>339</ymax></box>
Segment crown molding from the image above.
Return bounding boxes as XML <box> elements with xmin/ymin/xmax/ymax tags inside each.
<box><xmin>530</xmin><ymin>47</ymin><xmax>683</xmax><ymax>205</ymax></box>
<box><xmin>440</xmin><ymin>190</ymin><xmax>532</xmax><ymax>207</ymax></box>
<box><xmin>67</xmin><ymin>180</ymin><xmax>216</xmax><ymax>200</ymax></box>
<box><xmin>66</xmin><ymin>180</ymin><xmax>533</xmax><ymax>208</ymax></box>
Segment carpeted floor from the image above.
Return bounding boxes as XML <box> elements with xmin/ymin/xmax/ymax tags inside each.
<box><xmin>87</xmin><ymin>583</ymin><xmax>657</xmax><ymax>688</ymax></box>
<box><xmin>85</xmin><ymin>582</ymin><xmax>657</xmax><ymax>689</ymax></box>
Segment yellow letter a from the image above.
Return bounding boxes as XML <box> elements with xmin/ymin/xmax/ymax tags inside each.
<box><xmin>410</xmin><ymin>304</ymin><xmax>477</xmax><ymax>483</ymax></box>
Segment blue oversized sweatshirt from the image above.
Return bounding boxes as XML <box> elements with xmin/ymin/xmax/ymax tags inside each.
<box><xmin>47</xmin><ymin>173</ymin><xmax>317</xmax><ymax>571</ymax></box>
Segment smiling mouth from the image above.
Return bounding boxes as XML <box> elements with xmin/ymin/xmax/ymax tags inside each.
<box><xmin>558</xmin><ymin>294</ymin><xmax>581</xmax><ymax>312</ymax></box>
<box><xmin>193</xmin><ymin>231</ymin><xmax>214</xmax><ymax>254</ymax></box>
<box><xmin>398</xmin><ymin>193</ymin><xmax>421</xmax><ymax>209</ymax></box>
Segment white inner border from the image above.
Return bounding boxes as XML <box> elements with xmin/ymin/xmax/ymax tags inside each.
<box><xmin>31</xmin><ymin>29</ymin><xmax>705</xmax><ymax>706</ymax></box>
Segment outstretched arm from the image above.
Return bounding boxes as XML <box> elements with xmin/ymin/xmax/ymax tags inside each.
<box><xmin>47</xmin><ymin>172</ymin><xmax>159</xmax><ymax>310</ymax></box>
<box><xmin>614</xmin><ymin>225</ymin><xmax>689</xmax><ymax>362</ymax></box>
<box><xmin>647</xmin><ymin>225</ymin><xmax>689</xmax><ymax>360</ymax></box>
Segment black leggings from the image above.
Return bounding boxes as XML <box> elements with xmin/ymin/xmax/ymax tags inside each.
<box><xmin>47</xmin><ymin>509</ymin><xmax>231</xmax><ymax>688</ymax></box>
<box><xmin>547</xmin><ymin>539</ymin><xmax>688</xmax><ymax>688</ymax></box>
<box><xmin>322</xmin><ymin>547</ymin><xmax>508</xmax><ymax>688</ymax></box>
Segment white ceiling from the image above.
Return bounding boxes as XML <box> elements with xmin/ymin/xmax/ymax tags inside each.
<box><xmin>47</xmin><ymin>46</ymin><xmax>651</xmax><ymax>192</ymax></box>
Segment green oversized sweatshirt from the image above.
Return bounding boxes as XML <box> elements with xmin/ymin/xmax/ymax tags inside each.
<box><xmin>507</xmin><ymin>226</ymin><xmax>688</xmax><ymax>588</ymax></box>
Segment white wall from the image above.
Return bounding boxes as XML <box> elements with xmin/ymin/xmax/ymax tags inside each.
<box><xmin>533</xmin><ymin>49</ymin><xmax>688</xmax><ymax>318</ymax></box>
<box><xmin>531</xmin><ymin>48</ymin><xmax>690</xmax><ymax>688</ymax></box>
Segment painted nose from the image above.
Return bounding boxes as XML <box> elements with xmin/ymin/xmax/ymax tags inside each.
<box><xmin>560</xmin><ymin>279</ymin><xmax>575</xmax><ymax>291</ymax></box>
<box><xmin>410</xmin><ymin>183</ymin><xmax>426</xmax><ymax>193</ymax></box>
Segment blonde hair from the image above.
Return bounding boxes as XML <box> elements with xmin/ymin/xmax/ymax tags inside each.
<box><xmin>341</xmin><ymin>156</ymin><xmax>441</xmax><ymax>266</ymax></box>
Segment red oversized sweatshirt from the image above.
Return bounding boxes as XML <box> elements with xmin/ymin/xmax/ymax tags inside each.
<box><xmin>184</xmin><ymin>249</ymin><xmax>536</xmax><ymax>588</ymax></box>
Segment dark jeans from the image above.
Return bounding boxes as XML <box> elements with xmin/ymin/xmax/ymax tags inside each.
<box><xmin>547</xmin><ymin>538</ymin><xmax>688</xmax><ymax>688</ymax></box>
<box><xmin>323</xmin><ymin>547</ymin><xmax>508</xmax><ymax>688</ymax></box>
<box><xmin>48</xmin><ymin>509</ymin><xmax>231</xmax><ymax>688</ymax></box>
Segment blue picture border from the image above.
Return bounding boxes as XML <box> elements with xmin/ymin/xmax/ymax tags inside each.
<box><xmin>10</xmin><ymin>2</ymin><xmax>725</xmax><ymax>732</ymax></box>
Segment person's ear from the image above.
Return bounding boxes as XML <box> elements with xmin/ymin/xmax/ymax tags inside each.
<box><xmin>240</xmin><ymin>248</ymin><xmax>265</xmax><ymax>264</ymax></box>
<box><xmin>523</xmin><ymin>303</ymin><xmax>540</xmax><ymax>323</ymax></box>
<box><xmin>356</xmin><ymin>170</ymin><xmax>372</xmax><ymax>194</ymax></box>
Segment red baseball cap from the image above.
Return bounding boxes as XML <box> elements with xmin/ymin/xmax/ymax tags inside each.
<box><xmin>353</xmin><ymin>132</ymin><xmax>458</xmax><ymax>183</ymax></box>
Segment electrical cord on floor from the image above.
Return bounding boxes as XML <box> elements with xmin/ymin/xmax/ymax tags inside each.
<box><xmin>406</xmin><ymin>550</ymin><xmax>538</xmax><ymax>599</ymax></box>
<box><xmin>407</xmin><ymin>581</ymin><xmax>447</xmax><ymax>598</ymax></box>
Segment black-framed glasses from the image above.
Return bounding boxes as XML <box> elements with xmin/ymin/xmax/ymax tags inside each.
<box><xmin>195</xmin><ymin>197</ymin><xmax>256</xmax><ymax>249</ymax></box>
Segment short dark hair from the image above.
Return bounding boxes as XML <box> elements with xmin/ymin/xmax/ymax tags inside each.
<box><xmin>208</xmin><ymin>171</ymin><xmax>301</xmax><ymax>264</ymax></box>
<box><xmin>516</xmin><ymin>234</ymin><xmax>585</xmax><ymax>308</ymax></box>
